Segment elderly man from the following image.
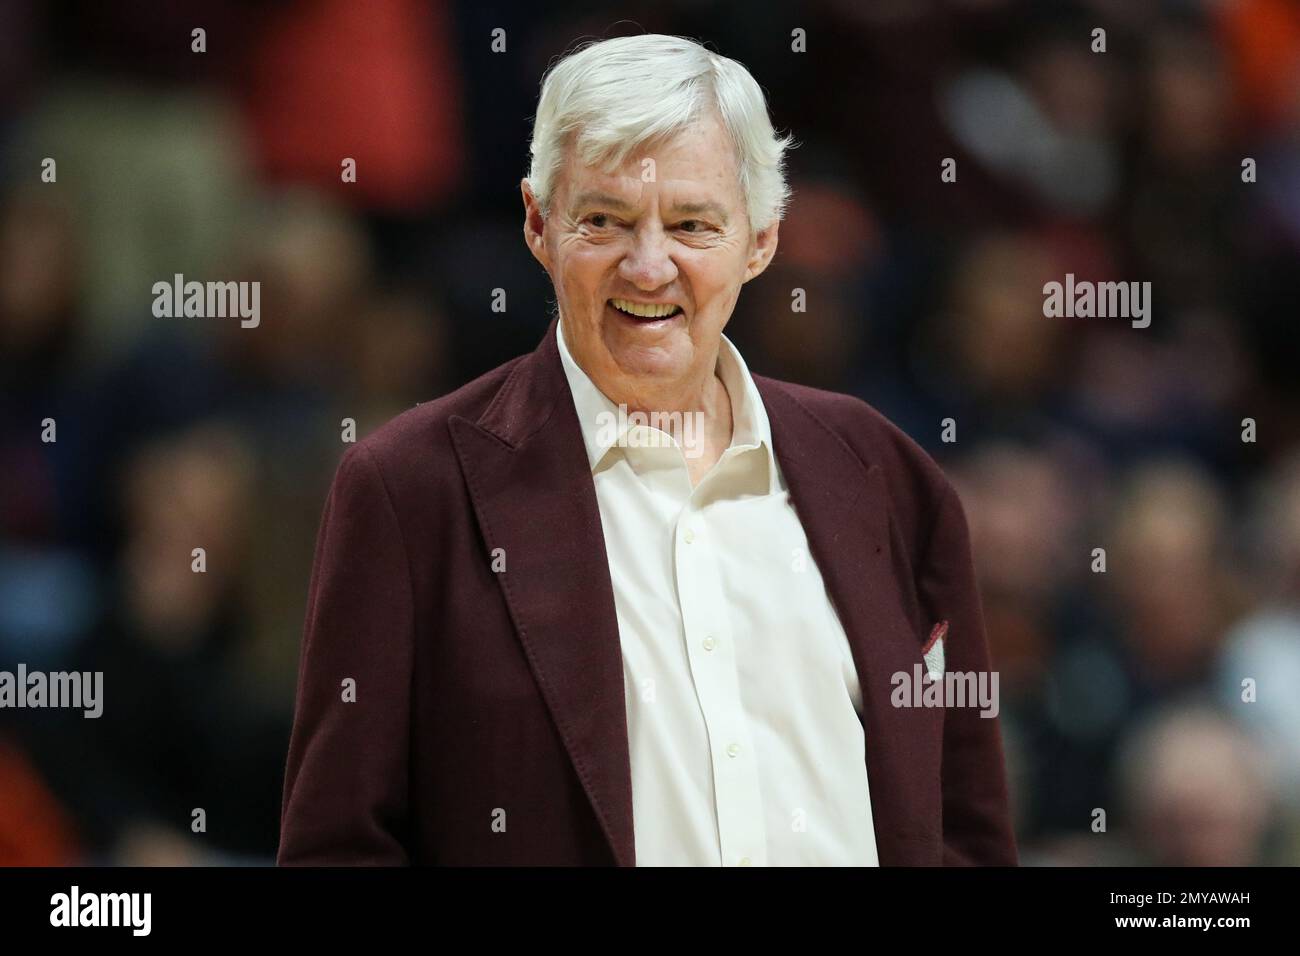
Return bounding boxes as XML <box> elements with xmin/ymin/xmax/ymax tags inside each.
<box><xmin>279</xmin><ymin>34</ymin><xmax>1017</xmax><ymax>866</ymax></box>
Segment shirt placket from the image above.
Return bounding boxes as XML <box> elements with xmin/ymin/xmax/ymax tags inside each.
<box><xmin>673</xmin><ymin>492</ymin><xmax>768</xmax><ymax>867</ymax></box>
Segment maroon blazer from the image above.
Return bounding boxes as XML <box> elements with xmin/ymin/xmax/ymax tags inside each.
<box><xmin>278</xmin><ymin>319</ymin><xmax>1018</xmax><ymax>866</ymax></box>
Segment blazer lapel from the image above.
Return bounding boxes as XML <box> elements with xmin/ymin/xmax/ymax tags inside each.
<box><xmin>449</xmin><ymin>319</ymin><xmax>636</xmax><ymax>866</ymax></box>
<box><xmin>758</xmin><ymin>379</ymin><xmax>937</xmax><ymax>865</ymax></box>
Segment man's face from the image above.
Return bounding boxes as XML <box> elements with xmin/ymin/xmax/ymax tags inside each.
<box><xmin>522</xmin><ymin>112</ymin><xmax>778</xmax><ymax>406</ymax></box>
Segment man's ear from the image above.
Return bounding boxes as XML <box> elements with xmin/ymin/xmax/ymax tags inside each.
<box><xmin>521</xmin><ymin>178</ymin><xmax>550</xmax><ymax>270</ymax></box>
<box><xmin>742</xmin><ymin>220</ymin><xmax>780</xmax><ymax>283</ymax></box>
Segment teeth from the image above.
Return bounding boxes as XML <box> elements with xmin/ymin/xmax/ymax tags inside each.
<box><xmin>610</xmin><ymin>298</ymin><xmax>681</xmax><ymax>318</ymax></box>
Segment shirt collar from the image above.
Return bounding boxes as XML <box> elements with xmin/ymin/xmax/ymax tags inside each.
<box><xmin>556</xmin><ymin>318</ymin><xmax>778</xmax><ymax>493</ymax></box>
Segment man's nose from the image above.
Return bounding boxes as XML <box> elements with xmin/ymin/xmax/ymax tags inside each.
<box><xmin>618</xmin><ymin>225</ymin><xmax>679</xmax><ymax>290</ymax></box>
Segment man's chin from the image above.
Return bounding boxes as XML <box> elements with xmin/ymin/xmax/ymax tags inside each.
<box><xmin>609</xmin><ymin>345</ymin><xmax>690</xmax><ymax>384</ymax></box>
<box><xmin>598</xmin><ymin>313</ymin><xmax>690</xmax><ymax>371</ymax></box>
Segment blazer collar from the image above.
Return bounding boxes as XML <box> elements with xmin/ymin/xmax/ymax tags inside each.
<box><xmin>449</xmin><ymin>318</ymin><xmax>636</xmax><ymax>865</ymax></box>
<box><xmin>755</xmin><ymin>378</ymin><xmax>937</xmax><ymax>865</ymax></box>
<box><xmin>450</xmin><ymin>318</ymin><xmax>931</xmax><ymax>866</ymax></box>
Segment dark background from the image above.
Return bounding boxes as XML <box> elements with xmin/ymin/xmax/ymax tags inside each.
<box><xmin>1</xmin><ymin>0</ymin><xmax>1298</xmax><ymax>865</ymax></box>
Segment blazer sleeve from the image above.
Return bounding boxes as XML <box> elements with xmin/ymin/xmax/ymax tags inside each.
<box><xmin>278</xmin><ymin>443</ymin><xmax>415</xmax><ymax>865</ymax></box>
<box><xmin>916</xmin><ymin>481</ymin><xmax>1019</xmax><ymax>865</ymax></box>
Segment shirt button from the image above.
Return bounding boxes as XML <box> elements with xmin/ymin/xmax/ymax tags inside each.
<box><xmin>702</xmin><ymin>636</ymin><xmax>716</xmax><ymax>651</ymax></box>
<box><xmin>726</xmin><ymin>743</ymin><xmax>740</xmax><ymax>758</ymax></box>
<box><xmin>683</xmin><ymin>528</ymin><xmax>695</xmax><ymax>544</ymax></box>
<box><xmin>739</xmin><ymin>857</ymin><xmax>752</xmax><ymax>867</ymax></box>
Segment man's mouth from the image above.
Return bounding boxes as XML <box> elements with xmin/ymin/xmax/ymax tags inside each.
<box><xmin>608</xmin><ymin>297</ymin><xmax>683</xmax><ymax>320</ymax></box>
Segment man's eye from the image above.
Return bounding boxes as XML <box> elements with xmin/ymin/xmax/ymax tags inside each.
<box><xmin>587</xmin><ymin>213</ymin><xmax>611</xmax><ymax>228</ymax></box>
<box><xmin>677</xmin><ymin>220</ymin><xmax>705</xmax><ymax>233</ymax></box>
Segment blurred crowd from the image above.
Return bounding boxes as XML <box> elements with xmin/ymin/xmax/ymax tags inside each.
<box><xmin>1</xmin><ymin>0</ymin><xmax>1298</xmax><ymax>865</ymax></box>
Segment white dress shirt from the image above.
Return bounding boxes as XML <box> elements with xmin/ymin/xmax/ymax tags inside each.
<box><xmin>556</xmin><ymin>320</ymin><xmax>879</xmax><ymax>867</ymax></box>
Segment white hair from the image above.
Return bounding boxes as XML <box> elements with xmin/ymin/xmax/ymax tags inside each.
<box><xmin>526</xmin><ymin>34</ymin><xmax>795</xmax><ymax>232</ymax></box>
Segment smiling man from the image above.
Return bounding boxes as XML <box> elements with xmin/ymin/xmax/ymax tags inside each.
<box><xmin>278</xmin><ymin>34</ymin><xmax>1018</xmax><ymax>867</ymax></box>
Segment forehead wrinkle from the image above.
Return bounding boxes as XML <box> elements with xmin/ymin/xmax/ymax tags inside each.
<box><xmin>668</xmin><ymin>199</ymin><xmax>731</xmax><ymax>225</ymax></box>
<box><xmin>568</xmin><ymin>190</ymin><xmax>639</xmax><ymax>214</ymax></box>
<box><xmin>571</xmin><ymin>178</ymin><xmax>735</xmax><ymax>225</ymax></box>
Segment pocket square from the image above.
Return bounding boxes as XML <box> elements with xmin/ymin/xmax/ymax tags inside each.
<box><xmin>922</xmin><ymin>620</ymin><xmax>948</xmax><ymax>681</ymax></box>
